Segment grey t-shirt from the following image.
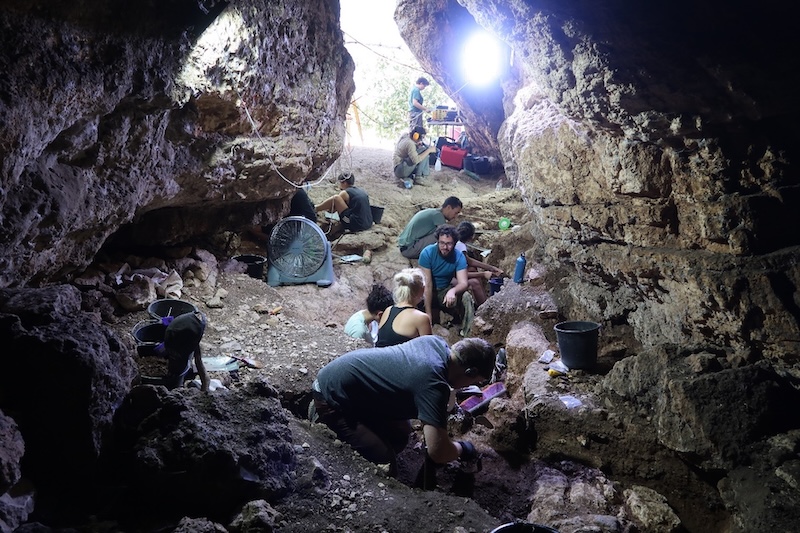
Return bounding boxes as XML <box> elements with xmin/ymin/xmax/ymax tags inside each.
<box><xmin>316</xmin><ymin>336</ymin><xmax>451</xmax><ymax>428</ymax></box>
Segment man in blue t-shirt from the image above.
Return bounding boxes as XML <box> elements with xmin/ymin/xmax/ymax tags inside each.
<box><xmin>418</xmin><ymin>225</ymin><xmax>470</xmax><ymax>330</ymax></box>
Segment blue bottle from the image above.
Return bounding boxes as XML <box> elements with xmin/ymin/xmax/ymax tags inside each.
<box><xmin>513</xmin><ymin>252</ymin><xmax>527</xmax><ymax>283</ymax></box>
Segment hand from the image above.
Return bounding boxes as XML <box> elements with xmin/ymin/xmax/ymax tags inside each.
<box><xmin>457</xmin><ymin>440</ymin><xmax>478</xmax><ymax>461</ymax></box>
<box><xmin>483</xmin><ymin>271</ymin><xmax>493</xmax><ymax>280</ymax></box>
<box><xmin>444</xmin><ymin>289</ymin><xmax>457</xmax><ymax>308</ymax></box>
<box><xmin>160</xmin><ymin>316</ymin><xmax>175</xmax><ymax>326</ymax></box>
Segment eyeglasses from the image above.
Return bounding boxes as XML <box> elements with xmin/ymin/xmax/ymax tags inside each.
<box><xmin>437</xmin><ymin>240</ymin><xmax>455</xmax><ymax>248</ymax></box>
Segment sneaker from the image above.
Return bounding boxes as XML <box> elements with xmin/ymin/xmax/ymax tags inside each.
<box><xmin>413</xmin><ymin>177</ymin><xmax>431</xmax><ymax>186</ymax></box>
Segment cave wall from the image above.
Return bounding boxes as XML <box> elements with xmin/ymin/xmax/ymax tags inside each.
<box><xmin>0</xmin><ymin>0</ymin><xmax>795</xmax><ymax>375</ymax></box>
<box><xmin>397</xmin><ymin>0</ymin><xmax>800</xmax><ymax>361</ymax></box>
<box><xmin>0</xmin><ymin>0</ymin><xmax>354</xmax><ymax>288</ymax></box>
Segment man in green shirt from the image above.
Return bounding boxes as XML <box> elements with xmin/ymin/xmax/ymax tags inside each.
<box><xmin>397</xmin><ymin>196</ymin><xmax>463</xmax><ymax>259</ymax></box>
<box><xmin>408</xmin><ymin>77</ymin><xmax>431</xmax><ymax>128</ymax></box>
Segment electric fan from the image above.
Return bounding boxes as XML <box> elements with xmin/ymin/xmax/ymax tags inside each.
<box><xmin>266</xmin><ymin>216</ymin><xmax>335</xmax><ymax>287</ymax></box>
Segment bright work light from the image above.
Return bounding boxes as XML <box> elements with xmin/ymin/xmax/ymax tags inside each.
<box><xmin>460</xmin><ymin>30</ymin><xmax>506</xmax><ymax>86</ymax></box>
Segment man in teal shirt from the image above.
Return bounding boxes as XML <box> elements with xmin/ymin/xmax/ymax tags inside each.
<box><xmin>408</xmin><ymin>77</ymin><xmax>431</xmax><ymax>128</ymax></box>
<box><xmin>397</xmin><ymin>196</ymin><xmax>462</xmax><ymax>259</ymax></box>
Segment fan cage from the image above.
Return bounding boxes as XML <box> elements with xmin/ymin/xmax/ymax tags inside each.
<box><xmin>268</xmin><ymin>216</ymin><xmax>328</xmax><ymax>278</ymax></box>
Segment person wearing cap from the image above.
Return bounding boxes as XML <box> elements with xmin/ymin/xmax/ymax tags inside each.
<box><xmin>314</xmin><ymin>172</ymin><xmax>373</xmax><ymax>232</ymax></box>
<box><xmin>408</xmin><ymin>76</ymin><xmax>432</xmax><ymax>128</ymax></box>
<box><xmin>393</xmin><ymin>126</ymin><xmax>437</xmax><ymax>188</ymax></box>
<box><xmin>309</xmin><ymin>336</ymin><xmax>494</xmax><ymax>479</ymax></box>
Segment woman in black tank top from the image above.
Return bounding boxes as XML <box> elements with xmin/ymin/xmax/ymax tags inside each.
<box><xmin>376</xmin><ymin>268</ymin><xmax>432</xmax><ymax>347</ymax></box>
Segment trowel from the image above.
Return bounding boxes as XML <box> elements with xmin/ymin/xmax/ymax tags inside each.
<box><xmin>226</xmin><ymin>354</ymin><xmax>265</xmax><ymax>369</ymax></box>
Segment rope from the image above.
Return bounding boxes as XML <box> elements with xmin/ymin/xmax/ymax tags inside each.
<box><xmin>235</xmin><ymin>89</ymin><xmax>332</xmax><ymax>189</ymax></box>
<box><xmin>342</xmin><ymin>31</ymin><xmax>429</xmax><ymax>76</ymax></box>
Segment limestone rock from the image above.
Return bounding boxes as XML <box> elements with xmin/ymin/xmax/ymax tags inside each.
<box><xmin>624</xmin><ymin>485</ymin><xmax>681</xmax><ymax>533</ymax></box>
<box><xmin>505</xmin><ymin>321</ymin><xmax>552</xmax><ymax>376</ymax></box>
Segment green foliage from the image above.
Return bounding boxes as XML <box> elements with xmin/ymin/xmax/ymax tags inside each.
<box><xmin>358</xmin><ymin>59</ymin><xmax>452</xmax><ymax>142</ymax></box>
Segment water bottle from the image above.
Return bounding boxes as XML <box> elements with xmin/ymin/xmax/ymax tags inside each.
<box><xmin>513</xmin><ymin>252</ymin><xmax>527</xmax><ymax>283</ymax></box>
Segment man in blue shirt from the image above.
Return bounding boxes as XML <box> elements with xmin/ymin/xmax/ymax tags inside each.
<box><xmin>418</xmin><ymin>225</ymin><xmax>472</xmax><ymax>334</ymax></box>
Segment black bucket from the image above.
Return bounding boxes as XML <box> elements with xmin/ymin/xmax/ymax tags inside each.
<box><xmin>489</xmin><ymin>522</ymin><xmax>560</xmax><ymax>533</ymax></box>
<box><xmin>234</xmin><ymin>254</ymin><xmax>267</xmax><ymax>279</ymax></box>
<box><xmin>370</xmin><ymin>205</ymin><xmax>384</xmax><ymax>224</ymax></box>
<box><xmin>131</xmin><ymin>320</ymin><xmax>167</xmax><ymax>357</ymax></box>
<box><xmin>147</xmin><ymin>298</ymin><xmax>198</xmax><ymax>321</ymax></box>
<box><xmin>554</xmin><ymin>320</ymin><xmax>601</xmax><ymax>370</ymax></box>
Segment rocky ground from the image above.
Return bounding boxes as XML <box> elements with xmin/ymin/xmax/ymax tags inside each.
<box><xmin>108</xmin><ymin>145</ymin><xmax>727</xmax><ymax>533</ymax></box>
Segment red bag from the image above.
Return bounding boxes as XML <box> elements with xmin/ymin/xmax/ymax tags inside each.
<box><xmin>440</xmin><ymin>145</ymin><xmax>468</xmax><ymax>169</ymax></box>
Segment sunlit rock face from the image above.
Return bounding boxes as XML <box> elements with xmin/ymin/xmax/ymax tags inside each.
<box><xmin>0</xmin><ymin>0</ymin><xmax>354</xmax><ymax>288</ymax></box>
<box><xmin>399</xmin><ymin>0</ymin><xmax>799</xmax><ymax>359</ymax></box>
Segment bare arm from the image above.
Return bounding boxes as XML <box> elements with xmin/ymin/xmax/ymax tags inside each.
<box><xmin>415</xmin><ymin>310</ymin><xmax>433</xmax><ymax>336</ymax></box>
<box><xmin>423</xmin><ymin>424</ymin><xmax>462</xmax><ymax>464</ymax></box>
<box><xmin>193</xmin><ymin>345</ymin><xmax>210</xmax><ymax>392</ymax></box>
<box><xmin>420</xmin><ymin>266</ymin><xmax>435</xmax><ymax>322</ymax></box>
<box><xmin>465</xmin><ymin>255</ymin><xmax>503</xmax><ymax>275</ymax></box>
<box><xmin>444</xmin><ymin>268</ymin><xmax>469</xmax><ymax>307</ymax></box>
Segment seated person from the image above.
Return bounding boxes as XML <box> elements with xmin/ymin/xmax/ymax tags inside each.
<box><xmin>315</xmin><ymin>172</ymin><xmax>373</xmax><ymax>232</ymax></box>
<box><xmin>257</xmin><ymin>188</ymin><xmax>316</xmax><ymax>241</ymax></box>
<box><xmin>376</xmin><ymin>268</ymin><xmax>432</xmax><ymax>347</ymax></box>
<box><xmin>344</xmin><ymin>284</ymin><xmax>394</xmax><ymax>346</ymax></box>
<box><xmin>289</xmin><ymin>188</ymin><xmax>317</xmax><ymax>221</ymax></box>
<box><xmin>455</xmin><ymin>221</ymin><xmax>504</xmax><ymax>307</ymax></box>
<box><xmin>397</xmin><ymin>196</ymin><xmax>463</xmax><ymax>259</ymax></box>
<box><xmin>393</xmin><ymin>126</ymin><xmax>437</xmax><ymax>187</ymax></box>
<box><xmin>418</xmin><ymin>225</ymin><xmax>473</xmax><ymax>336</ymax></box>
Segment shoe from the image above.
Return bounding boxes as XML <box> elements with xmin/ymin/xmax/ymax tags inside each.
<box><xmin>413</xmin><ymin>177</ymin><xmax>431</xmax><ymax>186</ymax></box>
<box><xmin>403</xmin><ymin>178</ymin><xmax>413</xmax><ymax>189</ymax></box>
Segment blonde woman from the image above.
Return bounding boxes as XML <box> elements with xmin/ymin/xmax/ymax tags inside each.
<box><xmin>376</xmin><ymin>268</ymin><xmax>432</xmax><ymax>347</ymax></box>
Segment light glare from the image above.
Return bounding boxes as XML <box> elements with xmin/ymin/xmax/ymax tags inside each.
<box><xmin>461</xmin><ymin>31</ymin><xmax>505</xmax><ymax>86</ymax></box>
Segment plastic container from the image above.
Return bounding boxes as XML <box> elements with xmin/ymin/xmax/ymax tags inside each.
<box><xmin>498</xmin><ymin>217</ymin><xmax>511</xmax><ymax>230</ymax></box>
<box><xmin>490</xmin><ymin>521</ymin><xmax>560</xmax><ymax>533</ymax></box>
<box><xmin>370</xmin><ymin>205</ymin><xmax>384</xmax><ymax>224</ymax></box>
<box><xmin>147</xmin><ymin>298</ymin><xmax>199</xmax><ymax>321</ymax></box>
<box><xmin>513</xmin><ymin>252</ymin><xmax>527</xmax><ymax>283</ymax></box>
<box><xmin>131</xmin><ymin>320</ymin><xmax>167</xmax><ymax>357</ymax></box>
<box><xmin>488</xmin><ymin>277</ymin><xmax>504</xmax><ymax>295</ymax></box>
<box><xmin>234</xmin><ymin>254</ymin><xmax>267</xmax><ymax>279</ymax></box>
<box><xmin>554</xmin><ymin>321</ymin><xmax>601</xmax><ymax>370</ymax></box>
